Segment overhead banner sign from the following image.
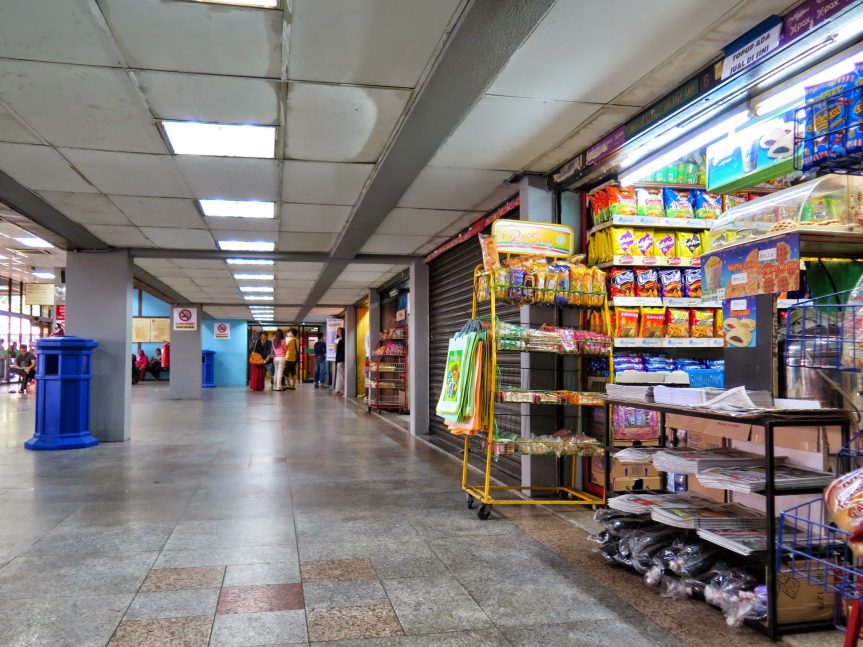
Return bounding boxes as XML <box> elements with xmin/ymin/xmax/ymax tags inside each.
<box><xmin>721</xmin><ymin>17</ymin><xmax>783</xmax><ymax>80</ymax></box>
<box><xmin>24</xmin><ymin>283</ymin><xmax>54</xmax><ymax>306</ymax></box>
<box><xmin>214</xmin><ymin>322</ymin><xmax>231</xmax><ymax>340</ymax></box>
<box><xmin>491</xmin><ymin>220</ymin><xmax>574</xmax><ymax>258</ymax></box>
<box><xmin>782</xmin><ymin>0</ymin><xmax>856</xmax><ymax>45</ymax></box>
<box><xmin>702</xmin><ymin>234</ymin><xmax>800</xmax><ymax>300</ymax></box>
<box><xmin>326</xmin><ymin>318</ymin><xmax>343</xmax><ymax>362</ymax></box>
<box><xmin>172</xmin><ymin>307</ymin><xmax>197</xmax><ymax>332</ymax></box>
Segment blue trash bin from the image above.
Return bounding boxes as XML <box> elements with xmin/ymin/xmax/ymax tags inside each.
<box><xmin>25</xmin><ymin>336</ymin><xmax>100</xmax><ymax>451</ymax></box>
<box><xmin>202</xmin><ymin>350</ymin><xmax>216</xmax><ymax>388</ymax></box>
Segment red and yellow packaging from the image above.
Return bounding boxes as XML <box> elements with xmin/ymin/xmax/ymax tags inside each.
<box><xmin>640</xmin><ymin>307</ymin><xmax>666</xmax><ymax>338</ymax></box>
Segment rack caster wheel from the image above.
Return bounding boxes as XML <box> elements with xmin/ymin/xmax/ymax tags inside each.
<box><xmin>467</xmin><ymin>494</ymin><xmax>475</xmax><ymax>509</ymax></box>
<box><xmin>477</xmin><ymin>504</ymin><xmax>492</xmax><ymax>520</ymax></box>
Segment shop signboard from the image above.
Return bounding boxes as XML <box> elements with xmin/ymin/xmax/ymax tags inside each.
<box><xmin>326</xmin><ymin>317</ymin><xmax>343</xmax><ymax>362</ymax></box>
<box><xmin>54</xmin><ymin>303</ymin><xmax>66</xmax><ymax>328</ymax></box>
<box><xmin>213</xmin><ymin>322</ymin><xmax>231</xmax><ymax>340</ymax></box>
<box><xmin>781</xmin><ymin>0</ymin><xmax>856</xmax><ymax>45</ymax></box>
<box><xmin>723</xmin><ymin>297</ymin><xmax>758</xmax><ymax>349</ymax></box>
<box><xmin>701</xmin><ymin>234</ymin><xmax>800</xmax><ymax>300</ymax></box>
<box><xmin>172</xmin><ymin>307</ymin><xmax>197</xmax><ymax>332</ymax></box>
<box><xmin>24</xmin><ymin>283</ymin><xmax>54</xmax><ymax>306</ymax></box>
<box><xmin>491</xmin><ymin>220</ymin><xmax>574</xmax><ymax>258</ymax></box>
<box><xmin>721</xmin><ymin>16</ymin><xmax>783</xmax><ymax>80</ymax></box>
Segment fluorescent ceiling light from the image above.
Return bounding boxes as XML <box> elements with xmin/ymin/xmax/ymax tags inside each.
<box><xmin>244</xmin><ymin>295</ymin><xmax>274</xmax><ymax>301</ymax></box>
<box><xmin>161</xmin><ymin>121</ymin><xmax>275</xmax><ymax>158</ymax></box>
<box><xmin>233</xmin><ymin>273</ymin><xmax>274</xmax><ymax>280</ymax></box>
<box><xmin>225</xmin><ymin>258</ymin><xmax>274</xmax><ymax>266</ymax></box>
<box><xmin>199</xmin><ymin>199</ymin><xmax>275</xmax><ymax>219</ymax></box>
<box><xmin>239</xmin><ymin>286</ymin><xmax>274</xmax><ymax>293</ymax></box>
<box><xmin>31</xmin><ymin>271</ymin><xmax>55</xmax><ymax>279</ymax></box>
<box><xmin>217</xmin><ymin>240</ymin><xmax>275</xmax><ymax>252</ymax></box>
<box><xmin>15</xmin><ymin>236</ymin><xmax>53</xmax><ymax>249</ymax></box>
<box><xmin>619</xmin><ymin>110</ymin><xmax>750</xmax><ymax>187</ymax></box>
<box><xmin>193</xmin><ymin>0</ymin><xmax>278</xmax><ymax>7</ymax></box>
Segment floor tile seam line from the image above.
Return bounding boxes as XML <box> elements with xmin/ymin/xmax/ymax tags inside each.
<box><xmin>283</xmin><ymin>453</ymin><xmax>311</xmax><ymax>645</ymax></box>
<box><xmin>207</xmin><ymin>565</ymin><xmax>229</xmax><ymax>645</ymax></box>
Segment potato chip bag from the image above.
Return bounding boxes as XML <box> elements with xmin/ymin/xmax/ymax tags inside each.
<box><xmin>615</xmin><ymin>308</ymin><xmax>640</xmax><ymax>338</ymax></box>
<box><xmin>654</xmin><ymin>231</ymin><xmax>677</xmax><ymax>258</ymax></box>
<box><xmin>714</xmin><ymin>308</ymin><xmax>724</xmax><ymax>338</ymax></box>
<box><xmin>683</xmin><ymin>268</ymin><xmax>702</xmax><ymax>298</ymax></box>
<box><xmin>690</xmin><ymin>309</ymin><xmax>715</xmax><ymax>338</ymax></box>
<box><xmin>665</xmin><ymin>308</ymin><xmax>690</xmax><ymax>337</ymax></box>
<box><xmin>634</xmin><ymin>268</ymin><xmax>659</xmax><ymax>298</ymax></box>
<box><xmin>676</xmin><ymin>231</ymin><xmax>703</xmax><ymax>258</ymax></box>
<box><xmin>588</xmin><ymin>189</ymin><xmax>609</xmax><ymax>224</ymax></box>
<box><xmin>478</xmin><ymin>234</ymin><xmax>501</xmax><ymax>271</ymax></box>
<box><xmin>634</xmin><ymin>229</ymin><xmax>656</xmax><ymax>257</ymax></box>
<box><xmin>658</xmin><ymin>269</ymin><xmax>683</xmax><ymax>298</ymax></box>
<box><xmin>607</xmin><ymin>186</ymin><xmax>638</xmax><ymax>216</ymax></box>
<box><xmin>608</xmin><ymin>268</ymin><xmax>635</xmax><ymax>297</ymax></box>
<box><xmin>722</xmin><ymin>193</ymin><xmax>749</xmax><ymax>212</ymax></box>
<box><xmin>635</xmin><ymin>188</ymin><xmax>664</xmax><ymax>218</ymax></box>
<box><xmin>640</xmin><ymin>307</ymin><xmax>666</xmax><ymax>338</ymax></box>
<box><xmin>611</xmin><ymin>227</ymin><xmax>636</xmax><ymax>256</ymax></box>
<box><xmin>663</xmin><ymin>188</ymin><xmax>695</xmax><ymax>219</ymax></box>
<box><xmin>693</xmin><ymin>191</ymin><xmax>721</xmax><ymax>219</ymax></box>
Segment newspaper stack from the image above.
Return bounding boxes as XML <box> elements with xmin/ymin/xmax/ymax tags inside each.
<box><xmin>653</xmin><ymin>447</ymin><xmax>766</xmax><ymax>475</ymax></box>
<box><xmin>607</xmin><ymin>492</ymin><xmax>703</xmax><ymax>514</ymax></box>
<box><xmin>696</xmin><ymin>529</ymin><xmax>769</xmax><ymax>556</ymax></box>
<box><xmin>695</xmin><ymin>464</ymin><xmax>834</xmax><ymax>493</ymax></box>
<box><xmin>606</xmin><ymin>383</ymin><xmax>651</xmax><ymax>401</ymax></box>
<box><xmin>652</xmin><ymin>386</ymin><xmax>713</xmax><ymax>406</ymax></box>
<box><xmin>615</xmin><ymin>447</ymin><xmax>664</xmax><ymax>463</ymax></box>
<box><xmin>651</xmin><ymin>502</ymin><xmax>766</xmax><ymax>529</ymax></box>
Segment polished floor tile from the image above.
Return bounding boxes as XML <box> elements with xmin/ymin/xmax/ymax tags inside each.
<box><xmin>124</xmin><ymin>588</ymin><xmax>220</xmax><ymax>620</ymax></box>
<box><xmin>306</xmin><ymin>603</ymin><xmax>404</xmax><ymax>642</ymax></box>
<box><xmin>382</xmin><ymin>576</ymin><xmax>493</xmax><ymax>635</ymax></box>
<box><xmin>216</xmin><ymin>583</ymin><xmax>304</xmax><ymax>614</ymax></box>
<box><xmin>223</xmin><ymin>561</ymin><xmax>301</xmax><ymax>587</ymax></box>
<box><xmin>139</xmin><ymin>566</ymin><xmax>225</xmax><ymax>592</ymax></box>
<box><xmin>303</xmin><ymin>580</ymin><xmax>389</xmax><ymax>609</ymax></box>
<box><xmin>300</xmin><ymin>558</ymin><xmax>378</xmax><ymax>582</ymax></box>
<box><xmin>210</xmin><ymin>609</ymin><xmax>308</xmax><ymax>646</ymax></box>
<box><xmin>107</xmin><ymin>615</ymin><xmax>212</xmax><ymax>647</ymax></box>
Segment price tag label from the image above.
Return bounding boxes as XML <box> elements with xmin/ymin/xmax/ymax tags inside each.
<box><xmin>759</xmin><ymin>247</ymin><xmax>777</xmax><ymax>262</ymax></box>
<box><xmin>731</xmin><ymin>272</ymin><xmax>748</xmax><ymax>285</ymax></box>
<box><xmin>730</xmin><ymin>299</ymin><xmax>748</xmax><ymax>311</ymax></box>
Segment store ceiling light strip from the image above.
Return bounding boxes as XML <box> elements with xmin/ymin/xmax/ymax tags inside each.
<box><xmin>239</xmin><ymin>286</ymin><xmax>274</xmax><ymax>293</ymax></box>
<box><xmin>619</xmin><ymin>110</ymin><xmax>750</xmax><ymax>187</ymax></box>
<box><xmin>225</xmin><ymin>258</ymin><xmax>274</xmax><ymax>266</ymax></box>
<box><xmin>244</xmin><ymin>295</ymin><xmax>274</xmax><ymax>301</ymax></box>
<box><xmin>218</xmin><ymin>240</ymin><xmax>275</xmax><ymax>252</ymax></box>
<box><xmin>162</xmin><ymin>121</ymin><xmax>276</xmax><ymax>158</ymax></box>
<box><xmin>233</xmin><ymin>273</ymin><xmax>274</xmax><ymax>280</ymax></box>
<box><xmin>193</xmin><ymin>0</ymin><xmax>279</xmax><ymax>7</ymax></box>
<box><xmin>15</xmin><ymin>236</ymin><xmax>53</xmax><ymax>249</ymax></box>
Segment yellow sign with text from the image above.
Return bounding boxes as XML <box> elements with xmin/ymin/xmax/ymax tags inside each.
<box><xmin>491</xmin><ymin>220</ymin><xmax>574</xmax><ymax>258</ymax></box>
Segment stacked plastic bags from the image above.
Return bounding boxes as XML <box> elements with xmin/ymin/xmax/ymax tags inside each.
<box><xmin>436</xmin><ymin>319</ymin><xmax>491</xmax><ymax>436</ymax></box>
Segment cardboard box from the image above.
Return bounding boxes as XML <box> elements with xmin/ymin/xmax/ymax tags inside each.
<box><xmin>665</xmin><ymin>413</ymin><xmax>752</xmax><ymax>441</ymax></box>
<box><xmin>613</xmin><ymin>426</ymin><xmax>661</xmax><ymax>443</ymax></box>
<box><xmin>591</xmin><ymin>456</ymin><xmax>660</xmax><ymax>491</ymax></box>
<box><xmin>685</xmin><ymin>430</ymin><xmax>725</xmax><ymax>450</ymax></box>
<box><xmin>775</xmin><ymin>570</ymin><xmax>833</xmax><ymax>624</ymax></box>
<box><xmin>686</xmin><ymin>475</ymin><xmax>726</xmax><ymax>503</ymax></box>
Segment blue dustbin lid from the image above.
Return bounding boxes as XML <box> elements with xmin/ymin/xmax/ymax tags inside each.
<box><xmin>35</xmin><ymin>336</ymin><xmax>99</xmax><ymax>351</ymax></box>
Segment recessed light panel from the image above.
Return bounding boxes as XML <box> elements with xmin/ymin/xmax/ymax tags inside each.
<box><xmin>218</xmin><ymin>240</ymin><xmax>275</xmax><ymax>252</ymax></box>
<box><xmin>15</xmin><ymin>236</ymin><xmax>53</xmax><ymax>249</ymax></box>
<box><xmin>194</xmin><ymin>0</ymin><xmax>279</xmax><ymax>7</ymax></box>
<box><xmin>199</xmin><ymin>200</ymin><xmax>275</xmax><ymax>219</ymax></box>
<box><xmin>239</xmin><ymin>286</ymin><xmax>274</xmax><ymax>293</ymax></box>
<box><xmin>244</xmin><ymin>295</ymin><xmax>274</xmax><ymax>301</ymax></box>
<box><xmin>162</xmin><ymin>121</ymin><xmax>276</xmax><ymax>158</ymax></box>
<box><xmin>225</xmin><ymin>258</ymin><xmax>274</xmax><ymax>266</ymax></box>
<box><xmin>233</xmin><ymin>273</ymin><xmax>274</xmax><ymax>280</ymax></box>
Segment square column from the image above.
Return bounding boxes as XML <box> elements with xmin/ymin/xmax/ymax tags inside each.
<box><xmin>170</xmin><ymin>305</ymin><xmax>202</xmax><ymax>400</ymax></box>
<box><xmin>367</xmin><ymin>288</ymin><xmax>381</xmax><ymax>350</ymax></box>
<box><xmin>409</xmin><ymin>257</ymin><xmax>429</xmax><ymax>435</ymax></box>
<box><xmin>345</xmin><ymin>306</ymin><xmax>357</xmax><ymax>398</ymax></box>
<box><xmin>65</xmin><ymin>250</ymin><xmax>132</xmax><ymax>442</ymax></box>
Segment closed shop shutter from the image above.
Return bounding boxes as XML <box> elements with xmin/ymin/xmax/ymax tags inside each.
<box><xmin>428</xmin><ymin>226</ymin><xmax>521</xmax><ymax>480</ymax></box>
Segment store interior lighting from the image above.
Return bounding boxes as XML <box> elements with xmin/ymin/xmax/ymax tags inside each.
<box><xmin>239</xmin><ymin>286</ymin><xmax>274</xmax><ymax>293</ymax></box>
<box><xmin>193</xmin><ymin>0</ymin><xmax>278</xmax><ymax>7</ymax></box>
<box><xmin>161</xmin><ymin>121</ymin><xmax>276</xmax><ymax>158</ymax></box>
<box><xmin>218</xmin><ymin>240</ymin><xmax>275</xmax><ymax>252</ymax></box>
<box><xmin>233</xmin><ymin>273</ymin><xmax>274</xmax><ymax>281</ymax></box>
<box><xmin>31</xmin><ymin>270</ymin><xmax>55</xmax><ymax>279</ymax></box>
<box><xmin>199</xmin><ymin>199</ymin><xmax>275</xmax><ymax>219</ymax></box>
<box><xmin>14</xmin><ymin>236</ymin><xmax>53</xmax><ymax>249</ymax></box>
<box><xmin>225</xmin><ymin>258</ymin><xmax>274</xmax><ymax>266</ymax></box>
<box><xmin>619</xmin><ymin>110</ymin><xmax>750</xmax><ymax>187</ymax></box>
<box><xmin>244</xmin><ymin>295</ymin><xmax>274</xmax><ymax>301</ymax></box>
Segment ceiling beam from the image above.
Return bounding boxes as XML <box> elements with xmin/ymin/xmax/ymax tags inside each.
<box><xmin>296</xmin><ymin>0</ymin><xmax>555</xmax><ymax>320</ymax></box>
<box><xmin>133</xmin><ymin>267</ymin><xmax>191</xmax><ymax>305</ymax></box>
<box><xmin>192</xmin><ymin>302</ymin><xmax>347</xmax><ymax>308</ymax></box>
<box><xmin>127</xmin><ymin>248</ymin><xmax>412</xmax><ymax>265</ymax></box>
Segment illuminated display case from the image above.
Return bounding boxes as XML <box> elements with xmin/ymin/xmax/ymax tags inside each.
<box><xmin>706</xmin><ymin>174</ymin><xmax>863</xmax><ymax>252</ymax></box>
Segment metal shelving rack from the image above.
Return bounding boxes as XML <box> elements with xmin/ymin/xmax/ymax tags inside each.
<box><xmin>366</xmin><ymin>327</ymin><xmax>408</xmax><ymax>413</ymax></box>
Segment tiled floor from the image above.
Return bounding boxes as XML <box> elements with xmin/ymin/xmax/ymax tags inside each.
<box><xmin>0</xmin><ymin>384</ymin><xmax>829</xmax><ymax>645</ymax></box>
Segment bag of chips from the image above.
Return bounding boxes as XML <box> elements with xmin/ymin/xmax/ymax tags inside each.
<box><xmin>609</xmin><ymin>268</ymin><xmax>635</xmax><ymax>298</ymax></box>
<box><xmin>635</xmin><ymin>229</ymin><xmax>657</xmax><ymax>257</ymax></box>
<box><xmin>615</xmin><ymin>308</ymin><xmax>640</xmax><ymax>338</ymax></box>
<box><xmin>607</xmin><ymin>186</ymin><xmax>638</xmax><ymax>216</ymax></box>
<box><xmin>635</xmin><ymin>268</ymin><xmax>659</xmax><ymax>298</ymax></box>
<box><xmin>676</xmin><ymin>231</ymin><xmax>703</xmax><ymax>258</ymax></box>
<box><xmin>666</xmin><ymin>308</ymin><xmax>690</xmax><ymax>337</ymax></box>
<box><xmin>693</xmin><ymin>191</ymin><xmax>721</xmax><ymax>219</ymax></box>
<box><xmin>690</xmin><ymin>309</ymin><xmax>715</xmax><ymax>338</ymax></box>
<box><xmin>659</xmin><ymin>269</ymin><xmax>683</xmax><ymax>298</ymax></box>
<box><xmin>478</xmin><ymin>234</ymin><xmax>501</xmax><ymax>271</ymax></box>
<box><xmin>611</xmin><ymin>227</ymin><xmax>637</xmax><ymax>256</ymax></box>
<box><xmin>636</xmin><ymin>188</ymin><xmax>665</xmax><ymax>218</ymax></box>
<box><xmin>640</xmin><ymin>307</ymin><xmax>666</xmax><ymax>338</ymax></box>
<box><xmin>663</xmin><ymin>188</ymin><xmax>695</xmax><ymax>219</ymax></box>
<box><xmin>654</xmin><ymin>232</ymin><xmax>677</xmax><ymax>258</ymax></box>
<box><xmin>683</xmin><ymin>268</ymin><xmax>702</xmax><ymax>298</ymax></box>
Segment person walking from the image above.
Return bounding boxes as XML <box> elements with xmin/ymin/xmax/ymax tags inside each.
<box><xmin>271</xmin><ymin>329</ymin><xmax>287</xmax><ymax>391</ymax></box>
<box><xmin>313</xmin><ymin>336</ymin><xmax>327</xmax><ymax>388</ymax></box>
<box><xmin>334</xmin><ymin>327</ymin><xmax>345</xmax><ymax>395</ymax></box>
<box><xmin>284</xmin><ymin>329</ymin><xmax>300</xmax><ymax>390</ymax></box>
<box><xmin>249</xmin><ymin>331</ymin><xmax>272</xmax><ymax>392</ymax></box>
<box><xmin>0</xmin><ymin>339</ymin><xmax>6</xmax><ymax>384</ymax></box>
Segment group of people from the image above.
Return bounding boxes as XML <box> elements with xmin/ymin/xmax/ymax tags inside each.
<box><xmin>132</xmin><ymin>347</ymin><xmax>164</xmax><ymax>384</ymax></box>
<box><xmin>249</xmin><ymin>327</ymin><xmax>345</xmax><ymax>394</ymax></box>
<box><xmin>0</xmin><ymin>340</ymin><xmax>37</xmax><ymax>394</ymax></box>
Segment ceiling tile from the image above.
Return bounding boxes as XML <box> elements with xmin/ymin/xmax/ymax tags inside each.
<box><xmin>175</xmin><ymin>157</ymin><xmax>279</xmax><ymax>201</ymax></box>
<box><xmin>344</xmin><ymin>263</ymin><xmax>395</xmax><ymax>273</ymax></box>
<box><xmin>414</xmin><ymin>237</ymin><xmax>450</xmax><ymax>255</ymax></box>
<box><xmin>0</xmin><ymin>60</ymin><xmax>165</xmax><ymax>153</ymax></box>
<box><xmin>440</xmin><ymin>211</ymin><xmax>481</xmax><ymax>237</ymax></box>
<box><xmin>275</xmin><ymin>262</ymin><xmax>325</xmax><ymax>271</ymax></box>
<box><xmin>280</xmin><ymin>204</ymin><xmax>351</xmax><ymax>233</ymax></box>
<box><xmin>209</xmin><ymin>229</ymin><xmax>278</xmax><ymax>243</ymax></box>
<box><xmin>376</xmin><ymin>208</ymin><xmax>466</xmax><ymax>236</ymax></box>
<box><xmin>277</xmin><ymin>232</ymin><xmax>336</xmax><ymax>252</ymax></box>
<box><xmin>0</xmin><ymin>104</ymin><xmax>40</xmax><ymax>144</ymax></box>
<box><xmin>62</xmin><ymin>150</ymin><xmax>191</xmax><ymax>197</ymax></box>
<box><xmin>206</xmin><ymin>217</ymin><xmax>279</xmax><ymax>233</ymax></box>
<box><xmin>274</xmin><ymin>270</ymin><xmax>322</xmax><ymax>281</ymax></box>
<box><xmin>101</xmin><ymin>0</ymin><xmax>283</xmax><ymax>78</ymax></box>
<box><xmin>282</xmin><ymin>161</ymin><xmax>373</xmax><ymax>205</ymax></box>
<box><xmin>310</xmin><ymin>307</ymin><xmax>345</xmax><ymax>316</ymax></box>
<box><xmin>173</xmin><ymin>259</ymin><xmax>231</xmax><ymax>270</ymax></box>
<box><xmin>140</xmin><ymin>227</ymin><xmax>214</xmax><ymax>249</ymax></box>
<box><xmin>488</xmin><ymin>0</ymin><xmax>741</xmax><ymax>104</ymax></box>
<box><xmin>183</xmin><ymin>268</ymin><xmax>232</xmax><ymax>278</ymax></box>
<box><xmin>0</xmin><ymin>0</ymin><xmax>124</xmax><ymax>66</ymax></box>
<box><xmin>111</xmin><ymin>196</ymin><xmax>205</xmax><ymax>228</ymax></box>
<box><xmin>431</xmin><ymin>96</ymin><xmax>600</xmax><ymax>171</ymax></box>
<box><xmin>0</xmin><ymin>143</ymin><xmax>96</xmax><ymax>193</ymax></box>
<box><xmin>288</xmin><ymin>0</ymin><xmax>462</xmax><ymax>87</ymax></box>
<box><xmin>38</xmin><ymin>192</ymin><xmax>130</xmax><ymax>226</ymax></box>
<box><xmin>136</xmin><ymin>71</ymin><xmax>280</xmax><ymax>124</ymax></box>
<box><xmin>360</xmin><ymin>234</ymin><xmax>428</xmax><ymax>255</ymax></box>
<box><xmin>285</xmin><ymin>82</ymin><xmax>410</xmax><ymax>163</ymax></box>
<box><xmin>86</xmin><ymin>224</ymin><xmax>153</xmax><ymax>247</ymax></box>
<box><xmin>398</xmin><ymin>167</ymin><xmax>511</xmax><ymax>210</ymax></box>
<box><xmin>193</xmin><ymin>277</ymin><xmax>237</xmax><ymax>287</ymax></box>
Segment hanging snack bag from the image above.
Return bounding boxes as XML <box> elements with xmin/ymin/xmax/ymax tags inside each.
<box><xmin>569</xmin><ymin>263</ymin><xmax>589</xmax><ymax>306</ymax></box>
<box><xmin>636</xmin><ymin>187</ymin><xmax>665</xmax><ymax>218</ymax></box>
<box><xmin>655</xmin><ymin>231</ymin><xmax>677</xmax><ymax>258</ymax></box>
<box><xmin>722</xmin><ymin>193</ymin><xmax>750</xmax><ymax>212</ymax></box>
<box><xmin>683</xmin><ymin>268</ymin><xmax>702</xmax><ymax>298</ymax></box>
<box><xmin>611</xmin><ymin>227</ymin><xmax>636</xmax><ymax>256</ymax></box>
<box><xmin>658</xmin><ymin>269</ymin><xmax>683</xmax><ymax>298</ymax></box>
<box><xmin>552</xmin><ymin>264</ymin><xmax>572</xmax><ymax>306</ymax></box>
<box><xmin>634</xmin><ymin>268</ymin><xmax>659</xmax><ymax>298</ymax></box>
<box><xmin>589</xmin><ymin>188</ymin><xmax>610</xmax><ymax>224</ymax></box>
<box><xmin>640</xmin><ymin>307</ymin><xmax>666</xmax><ymax>338</ymax></box>
<box><xmin>509</xmin><ymin>266</ymin><xmax>526</xmax><ymax>302</ymax></box>
<box><xmin>615</xmin><ymin>308</ymin><xmax>640</xmax><ymax>338</ymax></box>
<box><xmin>635</xmin><ymin>229</ymin><xmax>657</xmax><ymax>257</ymax></box>
<box><xmin>590</xmin><ymin>267</ymin><xmax>606</xmax><ymax>306</ymax></box>
<box><xmin>608</xmin><ymin>268</ymin><xmax>635</xmax><ymax>298</ymax></box>
<box><xmin>847</xmin><ymin>63</ymin><xmax>863</xmax><ymax>155</ymax></box>
<box><xmin>676</xmin><ymin>231</ymin><xmax>703</xmax><ymax>258</ymax></box>
<box><xmin>666</xmin><ymin>308</ymin><xmax>690</xmax><ymax>337</ymax></box>
<box><xmin>807</xmin><ymin>75</ymin><xmax>854</xmax><ymax>164</ymax></box>
<box><xmin>478</xmin><ymin>234</ymin><xmax>501</xmax><ymax>270</ymax></box>
<box><xmin>494</xmin><ymin>267</ymin><xmax>511</xmax><ymax>300</ymax></box>
<box><xmin>663</xmin><ymin>188</ymin><xmax>695</xmax><ymax>219</ymax></box>
<box><xmin>607</xmin><ymin>186</ymin><xmax>638</xmax><ymax>216</ymax></box>
<box><xmin>690</xmin><ymin>309</ymin><xmax>716</xmax><ymax>338</ymax></box>
<box><xmin>693</xmin><ymin>191</ymin><xmax>721</xmax><ymax>219</ymax></box>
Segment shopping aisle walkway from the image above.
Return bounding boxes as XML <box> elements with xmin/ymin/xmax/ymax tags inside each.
<box><xmin>0</xmin><ymin>386</ymin><xmax>769</xmax><ymax>646</ymax></box>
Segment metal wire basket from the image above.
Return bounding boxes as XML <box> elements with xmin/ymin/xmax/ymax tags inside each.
<box><xmin>785</xmin><ymin>290</ymin><xmax>863</xmax><ymax>371</ymax></box>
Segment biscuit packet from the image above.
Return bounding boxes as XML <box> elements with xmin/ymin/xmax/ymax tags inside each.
<box><xmin>640</xmin><ymin>307</ymin><xmax>666</xmax><ymax>338</ymax></box>
<box><xmin>615</xmin><ymin>308</ymin><xmax>640</xmax><ymax>338</ymax></box>
<box><xmin>665</xmin><ymin>308</ymin><xmax>690</xmax><ymax>337</ymax></box>
<box><xmin>690</xmin><ymin>309</ymin><xmax>715</xmax><ymax>338</ymax></box>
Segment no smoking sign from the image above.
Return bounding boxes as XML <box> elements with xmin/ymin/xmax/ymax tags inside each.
<box><xmin>172</xmin><ymin>306</ymin><xmax>198</xmax><ymax>331</ymax></box>
<box><xmin>214</xmin><ymin>322</ymin><xmax>230</xmax><ymax>340</ymax></box>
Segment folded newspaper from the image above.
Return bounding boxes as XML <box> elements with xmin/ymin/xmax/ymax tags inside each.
<box><xmin>696</xmin><ymin>529</ymin><xmax>769</xmax><ymax>555</ymax></box>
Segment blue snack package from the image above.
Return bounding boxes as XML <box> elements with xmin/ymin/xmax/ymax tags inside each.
<box><xmin>692</xmin><ymin>191</ymin><xmax>721</xmax><ymax>219</ymax></box>
<box><xmin>806</xmin><ymin>74</ymin><xmax>854</xmax><ymax>164</ymax></box>
<box><xmin>846</xmin><ymin>62</ymin><xmax>863</xmax><ymax>155</ymax></box>
<box><xmin>663</xmin><ymin>188</ymin><xmax>694</xmax><ymax>219</ymax></box>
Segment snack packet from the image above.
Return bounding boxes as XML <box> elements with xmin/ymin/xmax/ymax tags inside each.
<box><xmin>654</xmin><ymin>231</ymin><xmax>676</xmax><ymax>258</ymax></box>
<box><xmin>665</xmin><ymin>308</ymin><xmax>690</xmax><ymax>337</ymax></box>
<box><xmin>683</xmin><ymin>268</ymin><xmax>702</xmax><ymax>298</ymax></box>
<box><xmin>551</xmin><ymin>264</ymin><xmax>571</xmax><ymax>306</ymax></box>
<box><xmin>676</xmin><ymin>231</ymin><xmax>703</xmax><ymax>258</ymax></box>
<box><xmin>607</xmin><ymin>186</ymin><xmax>638</xmax><ymax>216</ymax></box>
<box><xmin>478</xmin><ymin>234</ymin><xmax>501</xmax><ymax>271</ymax></box>
<box><xmin>663</xmin><ymin>188</ymin><xmax>694</xmax><ymax>219</ymax></box>
<box><xmin>611</xmin><ymin>227</ymin><xmax>636</xmax><ymax>256</ymax></box>
<box><xmin>640</xmin><ymin>307</ymin><xmax>666</xmax><ymax>338</ymax></box>
<box><xmin>636</xmin><ymin>188</ymin><xmax>665</xmax><ymax>218</ymax></box>
<box><xmin>659</xmin><ymin>269</ymin><xmax>683</xmax><ymax>298</ymax></box>
<box><xmin>690</xmin><ymin>309</ymin><xmax>715</xmax><ymax>338</ymax></box>
<box><xmin>590</xmin><ymin>267</ymin><xmax>606</xmax><ymax>306</ymax></box>
<box><xmin>722</xmin><ymin>193</ymin><xmax>749</xmax><ymax>212</ymax></box>
<box><xmin>634</xmin><ymin>229</ymin><xmax>656</xmax><ymax>257</ymax></box>
<box><xmin>693</xmin><ymin>191</ymin><xmax>721</xmax><ymax>219</ymax></box>
<box><xmin>608</xmin><ymin>268</ymin><xmax>635</xmax><ymax>297</ymax></box>
<box><xmin>715</xmin><ymin>308</ymin><xmax>724</xmax><ymax>338</ymax></box>
<box><xmin>589</xmin><ymin>189</ymin><xmax>610</xmax><ymax>224</ymax></box>
<box><xmin>615</xmin><ymin>308</ymin><xmax>640</xmax><ymax>338</ymax></box>
<box><xmin>847</xmin><ymin>63</ymin><xmax>863</xmax><ymax>155</ymax></box>
<box><xmin>635</xmin><ymin>268</ymin><xmax>659</xmax><ymax>298</ymax></box>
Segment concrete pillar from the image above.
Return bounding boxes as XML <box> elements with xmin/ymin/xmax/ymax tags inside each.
<box><xmin>409</xmin><ymin>257</ymin><xmax>429</xmax><ymax>435</ymax></box>
<box><xmin>345</xmin><ymin>307</ymin><xmax>357</xmax><ymax>398</ymax></box>
<box><xmin>169</xmin><ymin>305</ymin><xmax>202</xmax><ymax>400</ymax></box>
<box><xmin>65</xmin><ymin>250</ymin><xmax>132</xmax><ymax>442</ymax></box>
<box><xmin>367</xmin><ymin>288</ymin><xmax>381</xmax><ymax>350</ymax></box>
